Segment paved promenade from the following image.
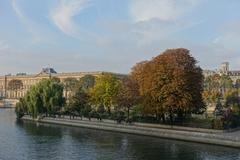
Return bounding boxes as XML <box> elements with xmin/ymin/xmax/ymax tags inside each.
<box><xmin>22</xmin><ymin>116</ymin><xmax>240</xmax><ymax>148</ymax></box>
<box><xmin>221</xmin><ymin>129</ymin><xmax>240</xmax><ymax>141</ymax></box>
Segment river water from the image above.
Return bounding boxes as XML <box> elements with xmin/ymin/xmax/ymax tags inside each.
<box><xmin>0</xmin><ymin>109</ymin><xmax>239</xmax><ymax>160</ymax></box>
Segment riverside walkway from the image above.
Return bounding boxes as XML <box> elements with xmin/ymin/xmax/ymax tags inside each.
<box><xmin>22</xmin><ymin>116</ymin><xmax>240</xmax><ymax>148</ymax></box>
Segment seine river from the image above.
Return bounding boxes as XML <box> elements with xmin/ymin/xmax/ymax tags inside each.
<box><xmin>0</xmin><ymin>109</ymin><xmax>239</xmax><ymax>160</ymax></box>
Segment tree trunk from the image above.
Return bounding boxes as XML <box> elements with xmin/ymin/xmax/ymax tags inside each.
<box><xmin>107</xmin><ymin>106</ymin><xmax>111</xmax><ymax>115</ymax></box>
<box><xmin>169</xmin><ymin>113</ymin><xmax>173</xmax><ymax>125</ymax></box>
<box><xmin>161</xmin><ymin>113</ymin><xmax>165</xmax><ymax>123</ymax></box>
<box><xmin>127</xmin><ymin>107</ymin><xmax>130</xmax><ymax>122</ymax></box>
<box><xmin>177</xmin><ymin>109</ymin><xmax>183</xmax><ymax>123</ymax></box>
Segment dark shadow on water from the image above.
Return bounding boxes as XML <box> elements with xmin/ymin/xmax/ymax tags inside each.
<box><xmin>16</xmin><ymin>120</ymin><xmax>63</xmax><ymax>138</ymax></box>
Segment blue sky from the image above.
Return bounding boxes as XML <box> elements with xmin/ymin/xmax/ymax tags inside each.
<box><xmin>1</xmin><ymin>0</ymin><xmax>240</xmax><ymax>74</ymax></box>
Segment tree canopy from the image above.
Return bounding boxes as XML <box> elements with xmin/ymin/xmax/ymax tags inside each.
<box><xmin>131</xmin><ymin>48</ymin><xmax>205</xmax><ymax>121</ymax></box>
<box><xmin>16</xmin><ymin>48</ymin><xmax>218</xmax><ymax>126</ymax></box>
<box><xmin>116</xmin><ymin>76</ymin><xmax>140</xmax><ymax>121</ymax></box>
<box><xmin>90</xmin><ymin>73</ymin><xmax>121</xmax><ymax>113</ymax></box>
<box><xmin>15</xmin><ymin>78</ymin><xmax>65</xmax><ymax>119</ymax></box>
<box><xmin>79</xmin><ymin>75</ymin><xmax>96</xmax><ymax>91</ymax></box>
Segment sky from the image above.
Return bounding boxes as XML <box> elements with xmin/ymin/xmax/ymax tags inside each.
<box><xmin>0</xmin><ymin>0</ymin><xmax>240</xmax><ymax>75</ymax></box>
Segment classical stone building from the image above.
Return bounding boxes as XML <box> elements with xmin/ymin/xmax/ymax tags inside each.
<box><xmin>203</xmin><ymin>62</ymin><xmax>240</xmax><ymax>83</ymax></box>
<box><xmin>0</xmin><ymin>68</ymin><xmax>125</xmax><ymax>99</ymax></box>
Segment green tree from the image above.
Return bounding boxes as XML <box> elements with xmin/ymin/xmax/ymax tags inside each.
<box><xmin>51</xmin><ymin>77</ymin><xmax>61</xmax><ymax>83</ymax></box>
<box><xmin>42</xmin><ymin>79</ymin><xmax>65</xmax><ymax>115</ymax></box>
<box><xmin>15</xmin><ymin>78</ymin><xmax>65</xmax><ymax>119</ymax></box>
<box><xmin>225</xmin><ymin>90</ymin><xmax>240</xmax><ymax>110</ymax></box>
<box><xmin>67</xmin><ymin>88</ymin><xmax>90</xmax><ymax>118</ymax></box>
<box><xmin>15</xmin><ymin>98</ymin><xmax>27</xmax><ymax>119</ymax></box>
<box><xmin>79</xmin><ymin>75</ymin><xmax>95</xmax><ymax>91</ymax></box>
<box><xmin>90</xmin><ymin>73</ymin><xmax>121</xmax><ymax>114</ymax></box>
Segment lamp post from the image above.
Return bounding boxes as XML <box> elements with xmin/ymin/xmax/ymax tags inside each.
<box><xmin>3</xmin><ymin>75</ymin><xmax>8</xmax><ymax>107</ymax></box>
<box><xmin>4</xmin><ymin>75</ymin><xmax>7</xmax><ymax>99</ymax></box>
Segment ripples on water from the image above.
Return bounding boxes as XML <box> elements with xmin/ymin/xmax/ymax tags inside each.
<box><xmin>0</xmin><ymin>109</ymin><xmax>239</xmax><ymax>160</ymax></box>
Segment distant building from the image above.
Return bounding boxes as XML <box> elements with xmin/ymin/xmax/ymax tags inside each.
<box><xmin>219</xmin><ymin>62</ymin><xmax>229</xmax><ymax>75</ymax></box>
<box><xmin>203</xmin><ymin>70</ymin><xmax>216</xmax><ymax>77</ymax></box>
<box><xmin>0</xmin><ymin>68</ymin><xmax>126</xmax><ymax>99</ymax></box>
<box><xmin>40</xmin><ymin>68</ymin><xmax>57</xmax><ymax>74</ymax></box>
<box><xmin>204</xmin><ymin>62</ymin><xmax>240</xmax><ymax>83</ymax></box>
<box><xmin>16</xmin><ymin>73</ymin><xmax>27</xmax><ymax>76</ymax></box>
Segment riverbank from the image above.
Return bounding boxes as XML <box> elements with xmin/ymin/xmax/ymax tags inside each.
<box><xmin>0</xmin><ymin>99</ymin><xmax>18</xmax><ymax>108</ymax></box>
<box><xmin>22</xmin><ymin>116</ymin><xmax>240</xmax><ymax>148</ymax></box>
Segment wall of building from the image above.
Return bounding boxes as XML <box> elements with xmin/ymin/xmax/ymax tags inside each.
<box><xmin>0</xmin><ymin>71</ymin><xmax>126</xmax><ymax>99</ymax></box>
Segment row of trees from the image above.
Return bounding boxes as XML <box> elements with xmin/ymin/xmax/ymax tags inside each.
<box><xmin>202</xmin><ymin>70</ymin><xmax>240</xmax><ymax>129</ymax></box>
<box><xmin>16</xmin><ymin>48</ymin><xmax>205</xmax><ymax>124</ymax></box>
<box><xmin>203</xmin><ymin>73</ymin><xmax>240</xmax><ymax>116</ymax></box>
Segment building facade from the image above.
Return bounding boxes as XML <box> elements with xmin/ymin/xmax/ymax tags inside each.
<box><xmin>0</xmin><ymin>68</ymin><xmax>125</xmax><ymax>99</ymax></box>
<box><xmin>203</xmin><ymin>62</ymin><xmax>240</xmax><ymax>83</ymax></box>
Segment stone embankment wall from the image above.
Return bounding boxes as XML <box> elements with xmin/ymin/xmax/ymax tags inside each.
<box><xmin>22</xmin><ymin>116</ymin><xmax>240</xmax><ymax>148</ymax></box>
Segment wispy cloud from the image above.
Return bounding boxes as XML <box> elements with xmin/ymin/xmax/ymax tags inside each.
<box><xmin>11</xmin><ymin>0</ymin><xmax>25</xmax><ymax>19</ymax></box>
<box><xmin>126</xmin><ymin>0</ymin><xmax>204</xmax><ymax>45</ymax></box>
<box><xmin>11</xmin><ymin>0</ymin><xmax>57</xmax><ymax>46</ymax></box>
<box><xmin>129</xmin><ymin>0</ymin><xmax>201</xmax><ymax>22</ymax></box>
<box><xmin>50</xmin><ymin>0</ymin><xmax>91</xmax><ymax>37</ymax></box>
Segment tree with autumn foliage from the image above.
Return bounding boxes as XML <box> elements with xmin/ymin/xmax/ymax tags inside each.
<box><xmin>116</xmin><ymin>76</ymin><xmax>140</xmax><ymax>122</ymax></box>
<box><xmin>131</xmin><ymin>61</ymin><xmax>157</xmax><ymax>116</ymax></box>
<box><xmin>131</xmin><ymin>48</ymin><xmax>205</xmax><ymax>122</ymax></box>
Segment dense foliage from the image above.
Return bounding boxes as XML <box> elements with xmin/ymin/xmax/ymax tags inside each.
<box><xmin>131</xmin><ymin>48</ymin><xmax>205</xmax><ymax>122</ymax></box>
<box><xmin>90</xmin><ymin>73</ymin><xmax>121</xmax><ymax>114</ymax></box>
<box><xmin>66</xmin><ymin>75</ymin><xmax>95</xmax><ymax>117</ymax></box>
<box><xmin>17</xmin><ymin>48</ymin><xmax>231</xmax><ymax>128</ymax></box>
<box><xmin>15</xmin><ymin>78</ymin><xmax>65</xmax><ymax>119</ymax></box>
<box><xmin>203</xmin><ymin>73</ymin><xmax>240</xmax><ymax>129</ymax></box>
<box><xmin>116</xmin><ymin>76</ymin><xmax>140</xmax><ymax>121</ymax></box>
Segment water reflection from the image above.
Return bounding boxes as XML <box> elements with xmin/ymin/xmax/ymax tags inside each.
<box><xmin>0</xmin><ymin>109</ymin><xmax>239</xmax><ymax>160</ymax></box>
<box><xmin>18</xmin><ymin>120</ymin><xmax>63</xmax><ymax>137</ymax></box>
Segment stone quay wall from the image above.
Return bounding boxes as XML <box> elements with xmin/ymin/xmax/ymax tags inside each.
<box><xmin>22</xmin><ymin>116</ymin><xmax>240</xmax><ymax>148</ymax></box>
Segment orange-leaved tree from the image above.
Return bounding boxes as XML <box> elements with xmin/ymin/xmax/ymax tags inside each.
<box><xmin>116</xmin><ymin>76</ymin><xmax>140</xmax><ymax>122</ymax></box>
<box><xmin>131</xmin><ymin>48</ymin><xmax>205</xmax><ymax>122</ymax></box>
